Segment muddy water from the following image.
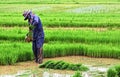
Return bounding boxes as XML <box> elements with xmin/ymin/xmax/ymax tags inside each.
<box><xmin>0</xmin><ymin>70</ymin><xmax>33</xmax><ymax>77</ymax></box>
<box><xmin>0</xmin><ymin>70</ymin><xmax>71</xmax><ymax>77</ymax></box>
<box><xmin>0</xmin><ymin>65</ymin><xmax>108</xmax><ymax>77</ymax></box>
<box><xmin>42</xmin><ymin>66</ymin><xmax>108</xmax><ymax>77</ymax></box>
<box><xmin>83</xmin><ymin>65</ymin><xmax>108</xmax><ymax>77</ymax></box>
<box><xmin>1</xmin><ymin>56</ymin><xmax>119</xmax><ymax>77</ymax></box>
<box><xmin>43</xmin><ymin>72</ymin><xmax>72</xmax><ymax>77</ymax></box>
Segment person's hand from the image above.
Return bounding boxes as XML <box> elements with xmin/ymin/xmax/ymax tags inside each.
<box><xmin>25</xmin><ymin>31</ymin><xmax>33</xmax><ymax>43</ymax></box>
<box><xmin>25</xmin><ymin>35</ymin><xmax>31</xmax><ymax>42</ymax></box>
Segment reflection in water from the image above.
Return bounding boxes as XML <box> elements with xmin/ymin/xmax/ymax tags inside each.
<box><xmin>66</xmin><ymin>5</ymin><xmax>109</xmax><ymax>13</ymax></box>
<box><xmin>43</xmin><ymin>72</ymin><xmax>72</xmax><ymax>77</ymax></box>
<box><xmin>0</xmin><ymin>66</ymin><xmax>108</xmax><ymax>77</ymax></box>
<box><xmin>0</xmin><ymin>70</ymin><xmax>33</xmax><ymax>77</ymax></box>
<box><xmin>82</xmin><ymin>66</ymin><xmax>108</xmax><ymax>77</ymax></box>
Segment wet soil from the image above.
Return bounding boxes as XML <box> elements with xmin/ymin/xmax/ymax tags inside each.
<box><xmin>0</xmin><ymin>56</ymin><xmax>120</xmax><ymax>75</ymax></box>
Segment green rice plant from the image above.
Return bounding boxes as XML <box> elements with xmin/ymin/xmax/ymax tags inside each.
<box><xmin>54</xmin><ymin>61</ymin><xmax>66</xmax><ymax>69</ymax></box>
<box><xmin>39</xmin><ymin>60</ymin><xmax>88</xmax><ymax>71</ymax></box>
<box><xmin>1</xmin><ymin>0</ymin><xmax>120</xmax><ymax>4</ymax></box>
<box><xmin>46</xmin><ymin>29</ymin><xmax>120</xmax><ymax>44</ymax></box>
<box><xmin>67</xmin><ymin>64</ymin><xmax>88</xmax><ymax>71</ymax></box>
<box><xmin>0</xmin><ymin>27</ymin><xmax>120</xmax><ymax>45</ymax></box>
<box><xmin>53</xmin><ymin>60</ymin><xmax>63</xmax><ymax>67</ymax></box>
<box><xmin>1</xmin><ymin>13</ymin><xmax>120</xmax><ymax>27</ymax></box>
<box><xmin>79</xmin><ymin>65</ymin><xmax>89</xmax><ymax>71</ymax></box>
<box><xmin>44</xmin><ymin>43</ymin><xmax>120</xmax><ymax>59</ymax></box>
<box><xmin>107</xmin><ymin>68</ymin><xmax>117</xmax><ymax>77</ymax></box>
<box><xmin>107</xmin><ymin>65</ymin><xmax>120</xmax><ymax>77</ymax></box>
<box><xmin>0</xmin><ymin>54</ymin><xmax>9</xmax><ymax>65</ymax></box>
<box><xmin>0</xmin><ymin>0</ymin><xmax>120</xmax><ymax>4</ymax></box>
<box><xmin>0</xmin><ymin>2</ymin><xmax>120</xmax><ymax>66</ymax></box>
<box><xmin>0</xmin><ymin>42</ymin><xmax>33</xmax><ymax>65</ymax></box>
<box><xmin>0</xmin><ymin>3</ymin><xmax>120</xmax><ymax>27</ymax></box>
<box><xmin>0</xmin><ymin>40</ymin><xmax>120</xmax><ymax>65</ymax></box>
<box><xmin>72</xmin><ymin>71</ymin><xmax>82</xmax><ymax>77</ymax></box>
<box><xmin>115</xmin><ymin>65</ymin><xmax>120</xmax><ymax>77</ymax></box>
<box><xmin>68</xmin><ymin>64</ymin><xmax>78</xmax><ymax>71</ymax></box>
<box><xmin>7</xmin><ymin>53</ymin><xmax>18</xmax><ymax>65</ymax></box>
<box><xmin>45</xmin><ymin>60</ymin><xmax>55</xmax><ymax>68</ymax></box>
<box><xmin>39</xmin><ymin>60</ymin><xmax>52</xmax><ymax>68</ymax></box>
<box><xmin>61</xmin><ymin>62</ymin><xmax>69</xmax><ymax>70</ymax></box>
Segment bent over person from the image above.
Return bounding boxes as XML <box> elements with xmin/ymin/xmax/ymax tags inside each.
<box><xmin>23</xmin><ymin>10</ymin><xmax>44</xmax><ymax>64</ymax></box>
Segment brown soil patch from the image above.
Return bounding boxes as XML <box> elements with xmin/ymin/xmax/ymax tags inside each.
<box><xmin>45</xmin><ymin>56</ymin><xmax>120</xmax><ymax>66</ymax></box>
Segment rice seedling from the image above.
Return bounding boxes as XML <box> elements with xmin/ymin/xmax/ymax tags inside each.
<box><xmin>0</xmin><ymin>4</ymin><xmax>120</xmax><ymax>27</ymax></box>
<box><xmin>0</xmin><ymin>42</ymin><xmax>33</xmax><ymax>65</ymax></box>
<box><xmin>0</xmin><ymin>13</ymin><xmax>120</xmax><ymax>27</ymax></box>
<box><xmin>0</xmin><ymin>39</ymin><xmax>119</xmax><ymax>65</ymax></box>
<box><xmin>72</xmin><ymin>71</ymin><xmax>82</xmax><ymax>77</ymax></box>
<box><xmin>107</xmin><ymin>64</ymin><xmax>120</xmax><ymax>77</ymax></box>
<box><xmin>0</xmin><ymin>27</ymin><xmax>120</xmax><ymax>65</ymax></box>
<box><xmin>39</xmin><ymin>60</ymin><xmax>88</xmax><ymax>71</ymax></box>
<box><xmin>61</xmin><ymin>62</ymin><xmax>69</xmax><ymax>70</ymax></box>
<box><xmin>0</xmin><ymin>27</ymin><xmax>120</xmax><ymax>45</ymax></box>
<box><xmin>0</xmin><ymin>0</ymin><xmax>120</xmax><ymax>66</ymax></box>
<box><xmin>44</xmin><ymin>43</ymin><xmax>120</xmax><ymax>59</ymax></box>
<box><xmin>0</xmin><ymin>0</ymin><xmax>120</xmax><ymax>4</ymax></box>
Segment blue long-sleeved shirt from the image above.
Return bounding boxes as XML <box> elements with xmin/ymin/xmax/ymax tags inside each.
<box><xmin>28</xmin><ymin>13</ymin><xmax>44</xmax><ymax>40</ymax></box>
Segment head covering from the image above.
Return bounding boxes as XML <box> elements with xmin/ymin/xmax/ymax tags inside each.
<box><xmin>23</xmin><ymin>10</ymin><xmax>32</xmax><ymax>20</ymax></box>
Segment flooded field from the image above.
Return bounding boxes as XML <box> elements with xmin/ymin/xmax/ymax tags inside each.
<box><xmin>0</xmin><ymin>66</ymin><xmax>108</xmax><ymax>77</ymax></box>
<box><xmin>0</xmin><ymin>56</ymin><xmax>120</xmax><ymax>77</ymax></box>
<box><xmin>66</xmin><ymin>5</ymin><xmax>107</xmax><ymax>13</ymax></box>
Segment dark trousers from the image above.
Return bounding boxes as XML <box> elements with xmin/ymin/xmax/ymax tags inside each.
<box><xmin>32</xmin><ymin>37</ymin><xmax>44</xmax><ymax>63</ymax></box>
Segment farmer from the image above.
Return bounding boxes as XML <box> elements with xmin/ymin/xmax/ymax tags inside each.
<box><xmin>23</xmin><ymin>10</ymin><xmax>44</xmax><ymax>64</ymax></box>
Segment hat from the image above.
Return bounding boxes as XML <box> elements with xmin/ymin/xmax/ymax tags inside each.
<box><xmin>23</xmin><ymin>10</ymin><xmax>32</xmax><ymax>20</ymax></box>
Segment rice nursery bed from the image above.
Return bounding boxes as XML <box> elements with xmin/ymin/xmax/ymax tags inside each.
<box><xmin>0</xmin><ymin>3</ymin><xmax>120</xmax><ymax>27</ymax></box>
<box><xmin>0</xmin><ymin>0</ymin><xmax>120</xmax><ymax>4</ymax></box>
<box><xmin>0</xmin><ymin>27</ymin><xmax>120</xmax><ymax>44</ymax></box>
<box><xmin>0</xmin><ymin>41</ymin><xmax>120</xmax><ymax>65</ymax></box>
<box><xmin>0</xmin><ymin>27</ymin><xmax>119</xmax><ymax>65</ymax></box>
<box><xmin>0</xmin><ymin>1</ymin><xmax>120</xmax><ymax>77</ymax></box>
